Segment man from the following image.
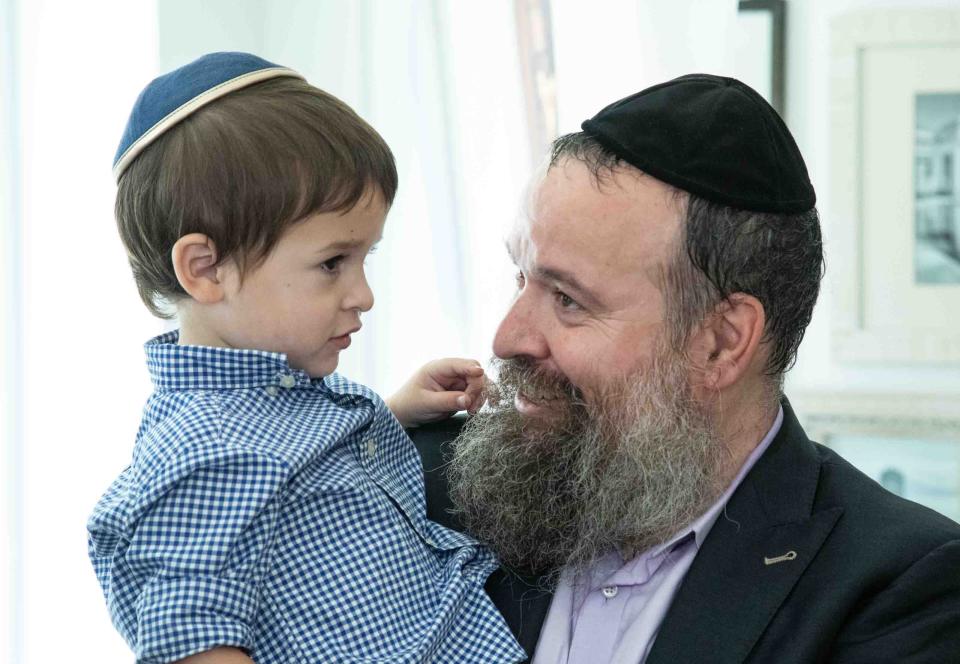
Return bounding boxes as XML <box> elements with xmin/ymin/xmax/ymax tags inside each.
<box><xmin>411</xmin><ymin>74</ymin><xmax>960</xmax><ymax>663</ymax></box>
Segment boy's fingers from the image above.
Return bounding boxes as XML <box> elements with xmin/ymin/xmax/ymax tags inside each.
<box><xmin>423</xmin><ymin>389</ymin><xmax>469</xmax><ymax>413</ymax></box>
<box><xmin>466</xmin><ymin>395</ymin><xmax>485</xmax><ymax>415</ymax></box>
<box><xmin>429</xmin><ymin>358</ymin><xmax>484</xmax><ymax>379</ymax></box>
<box><xmin>460</xmin><ymin>376</ymin><xmax>487</xmax><ymax>414</ymax></box>
<box><xmin>483</xmin><ymin>376</ymin><xmax>502</xmax><ymax>407</ymax></box>
<box><xmin>465</xmin><ymin>373</ymin><xmax>486</xmax><ymax>388</ymax></box>
<box><xmin>467</xmin><ymin>380</ymin><xmax>487</xmax><ymax>415</ymax></box>
<box><xmin>463</xmin><ymin>376</ymin><xmax>485</xmax><ymax>400</ymax></box>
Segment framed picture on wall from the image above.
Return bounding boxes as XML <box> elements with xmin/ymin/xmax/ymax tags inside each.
<box><xmin>830</xmin><ymin>9</ymin><xmax>960</xmax><ymax>363</ymax></box>
<box><xmin>791</xmin><ymin>392</ymin><xmax>960</xmax><ymax>522</ymax></box>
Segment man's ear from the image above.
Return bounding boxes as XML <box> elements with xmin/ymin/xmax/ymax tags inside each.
<box><xmin>171</xmin><ymin>233</ymin><xmax>227</xmax><ymax>304</ymax></box>
<box><xmin>690</xmin><ymin>293</ymin><xmax>766</xmax><ymax>391</ymax></box>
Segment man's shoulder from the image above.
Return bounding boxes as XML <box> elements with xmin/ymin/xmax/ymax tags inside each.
<box><xmin>735</xmin><ymin>432</ymin><xmax>960</xmax><ymax>663</ymax></box>
<box><xmin>650</xmin><ymin>405</ymin><xmax>960</xmax><ymax>663</ymax></box>
<box><xmin>810</xmin><ymin>440</ymin><xmax>960</xmax><ymax>547</ymax></box>
<box><xmin>753</xmin><ymin>399</ymin><xmax>960</xmax><ymax>550</ymax></box>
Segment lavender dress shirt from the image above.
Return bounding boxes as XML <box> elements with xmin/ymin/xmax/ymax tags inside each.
<box><xmin>532</xmin><ymin>407</ymin><xmax>784</xmax><ymax>664</ymax></box>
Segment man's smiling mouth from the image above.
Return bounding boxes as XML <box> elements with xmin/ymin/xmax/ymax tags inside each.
<box><xmin>514</xmin><ymin>391</ymin><xmax>562</xmax><ymax>416</ymax></box>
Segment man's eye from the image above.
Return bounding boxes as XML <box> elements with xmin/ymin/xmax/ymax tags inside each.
<box><xmin>555</xmin><ymin>290</ymin><xmax>581</xmax><ymax>311</ymax></box>
<box><xmin>319</xmin><ymin>256</ymin><xmax>344</xmax><ymax>273</ymax></box>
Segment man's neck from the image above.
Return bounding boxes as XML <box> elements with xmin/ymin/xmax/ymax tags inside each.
<box><xmin>715</xmin><ymin>386</ymin><xmax>781</xmax><ymax>488</ymax></box>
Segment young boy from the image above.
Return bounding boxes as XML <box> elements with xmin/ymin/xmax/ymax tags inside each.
<box><xmin>87</xmin><ymin>52</ymin><xmax>524</xmax><ymax>664</ymax></box>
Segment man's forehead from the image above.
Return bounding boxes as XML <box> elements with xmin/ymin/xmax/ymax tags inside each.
<box><xmin>509</xmin><ymin>161</ymin><xmax>682</xmax><ymax>272</ymax></box>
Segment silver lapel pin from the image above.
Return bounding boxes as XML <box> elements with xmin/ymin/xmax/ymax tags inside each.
<box><xmin>764</xmin><ymin>550</ymin><xmax>798</xmax><ymax>566</ymax></box>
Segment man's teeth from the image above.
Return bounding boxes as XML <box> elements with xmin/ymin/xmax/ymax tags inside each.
<box><xmin>523</xmin><ymin>391</ymin><xmax>553</xmax><ymax>402</ymax></box>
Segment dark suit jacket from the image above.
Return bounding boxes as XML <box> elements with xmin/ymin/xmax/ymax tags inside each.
<box><xmin>410</xmin><ymin>399</ymin><xmax>960</xmax><ymax>663</ymax></box>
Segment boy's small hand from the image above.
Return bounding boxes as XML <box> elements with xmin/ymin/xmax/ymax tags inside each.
<box><xmin>387</xmin><ymin>358</ymin><xmax>487</xmax><ymax>428</ymax></box>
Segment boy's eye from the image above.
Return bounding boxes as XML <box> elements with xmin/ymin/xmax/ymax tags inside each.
<box><xmin>319</xmin><ymin>255</ymin><xmax>345</xmax><ymax>273</ymax></box>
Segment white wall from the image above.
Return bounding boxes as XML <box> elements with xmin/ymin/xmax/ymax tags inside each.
<box><xmin>786</xmin><ymin>0</ymin><xmax>960</xmax><ymax>398</ymax></box>
<box><xmin>552</xmin><ymin>0</ymin><xmax>743</xmax><ymax>132</ymax></box>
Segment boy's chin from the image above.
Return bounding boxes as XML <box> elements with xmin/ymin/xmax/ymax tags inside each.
<box><xmin>308</xmin><ymin>362</ymin><xmax>337</xmax><ymax>379</ymax></box>
<box><xmin>292</xmin><ymin>354</ymin><xmax>338</xmax><ymax>379</ymax></box>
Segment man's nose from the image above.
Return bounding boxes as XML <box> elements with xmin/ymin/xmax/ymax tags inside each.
<box><xmin>492</xmin><ymin>292</ymin><xmax>549</xmax><ymax>361</ymax></box>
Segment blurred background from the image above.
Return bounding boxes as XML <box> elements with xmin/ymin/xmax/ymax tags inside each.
<box><xmin>2</xmin><ymin>0</ymin><xmax>960</xmax><ymax>661</ymax></box>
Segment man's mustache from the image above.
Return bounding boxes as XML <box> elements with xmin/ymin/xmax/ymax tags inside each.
<box><xmin>487</xmin><ymin>357</ymin><xmax>584</xmax><ymax>407</ymax></box>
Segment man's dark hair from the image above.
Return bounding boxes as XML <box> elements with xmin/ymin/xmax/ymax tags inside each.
<box><xmin>116</xmin><ymin>77</ymin><xmax>398</xmax><ymax>318</ymax></box>
<box><xmin>550</xmin><ymin>132</ymin><xmax>824</xmax><ymax>381</ymax></box>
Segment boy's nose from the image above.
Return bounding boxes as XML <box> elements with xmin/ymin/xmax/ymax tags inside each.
<box><xmin>344</xmin><ymin>271</ymin><xmax>374</xmax><ymax>312</ymax></box>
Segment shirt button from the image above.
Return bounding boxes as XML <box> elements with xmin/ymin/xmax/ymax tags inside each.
<box><xmin>601</xmin><ymin>585</ymin><xmax>619</xmax><ymax>599</ymax></box>
<box><xmin>366</xmin><ymin>439</ymin><xmax>377</xmax><ymax>458</ymax></box>
<box><xmin>264</xmin><ymin>385</ymin><xmax>279</xmax><ymax>396</ymax></box>
<box><xmin>279</xmin><ymin>374</ymin><xmax>297</xmax><ymax>389</ymax></box>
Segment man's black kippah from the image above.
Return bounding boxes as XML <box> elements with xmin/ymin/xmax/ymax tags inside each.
<box><xmin>581</xmin><ymin>73</ymin><xmax>815</xmax><ymax>214</ymax></box>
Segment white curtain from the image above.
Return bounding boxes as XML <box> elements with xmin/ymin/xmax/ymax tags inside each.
<box><xmin>551</xmin><ymin>0</ymin><xmax>741</xmax><ymax>132</ymax></box>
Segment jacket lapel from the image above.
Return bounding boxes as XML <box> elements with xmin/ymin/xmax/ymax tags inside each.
<box><xmin>646</xmin><ymin>401</ymin><xmax>842</xmax><ymax>664</ymax></box>
<box><xmin>485</xmin><ymin>568</ymin><xmax>554</xmax><ymax>659</ymax></box>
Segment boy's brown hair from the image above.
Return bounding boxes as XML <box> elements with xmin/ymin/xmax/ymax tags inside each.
<box><xmin>115</xmin><ymin>77</ymin><xmax>398</xmax><ymax>318</ymax></box>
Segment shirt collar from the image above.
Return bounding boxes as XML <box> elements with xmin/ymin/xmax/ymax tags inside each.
<box><xmin>145</xmin><ymin>330</ymin><xmax>329</xmax><ymax>392</ymax></box>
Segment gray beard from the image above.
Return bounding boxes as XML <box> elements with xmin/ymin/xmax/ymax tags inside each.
<box><xmin>448</xmin><ymin>350</ymin><xmax>726</xmax><ymax>578</ymax></box>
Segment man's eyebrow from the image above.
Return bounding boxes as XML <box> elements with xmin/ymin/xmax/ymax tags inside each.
<box><xmin>534</xmin><ymin>265</ymin><xmax>605</xmax><ymax>308</ymax></box>
<box><xmin>505</xmin><ymin>239</ymin><xmax>605</xmax><ymax>308</ymax></box>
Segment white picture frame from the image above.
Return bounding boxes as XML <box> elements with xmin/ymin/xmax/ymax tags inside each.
<box><xmin>791</xmin><ymin>391</ymin><xmax>960</xmax><ymax>522</ymax></box>
<box><xmin>830</xmin><ymin>9</ymin><xmax>960</xmax><ymax>363</ymax></box>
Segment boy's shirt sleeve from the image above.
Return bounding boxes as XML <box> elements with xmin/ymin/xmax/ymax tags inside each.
<box><xmin>88</xmin><ymin>433</ymin><xmax>291</xmax><ymax>664</ymax></box>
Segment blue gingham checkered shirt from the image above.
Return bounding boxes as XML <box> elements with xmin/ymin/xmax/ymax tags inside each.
<box><xmin>88</xmin><ymin>332</ymin><xmax>524</xmax><ymax>663</ymax></box>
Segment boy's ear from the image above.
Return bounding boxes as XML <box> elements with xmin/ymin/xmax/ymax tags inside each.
<box><xmin>171</xmin><ymin>233</ymin><xmax>227</xmax><ymax>304</ymax></box>
<box><xmin>688</xmin><ymin>292</ymin><xmax>766</xmax><ymax>392</ymax></box>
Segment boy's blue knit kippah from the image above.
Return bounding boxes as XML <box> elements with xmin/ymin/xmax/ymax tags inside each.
<box><xmin>113</xmin><ymin>51</ymin><xmax>304</xmax><ymax>181</ymax></box>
